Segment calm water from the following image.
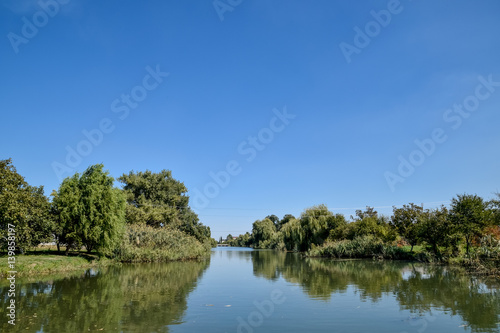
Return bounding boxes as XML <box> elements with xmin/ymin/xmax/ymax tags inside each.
<box><xmin>1</xmin><ymin>248</ymin><xmax>500</xmax><ymax>332</ymax></box>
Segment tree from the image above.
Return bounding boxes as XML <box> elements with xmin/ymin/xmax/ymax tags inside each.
<box><xmin>352</xmin><ymin>206</ymin><xmax>378</xmax><ymax>220</ymax></box>
<box><xmin>118</xmin><ymin>170</ymin><xmax>210</xmax><ymax>242</ymax></box>
<box><xmin>299</xmin><ymin>204</ymin><xmax>334</xmax><ymax>251</ymax></box>
<box><xmin>489</xmin><ymin>193</ymin><xmax>500</xmax><ymax>227</ymax></box>
<box><xmin>265</xmin><ymin>214</ymin><xmax>280</xmax><ymax>229</ymax></box>
<box><xmin>390</xmin><ymin>203</ymin><xmax>424</xmax><ymax>252</ymax></box>
<box><xmin>278</xmin><ymin>214</ymin><xmax>295</xmax><ymax>230</ymax></box>
<box><xmin>280</xmin><ymin>218</ymin><xmax>303</xmax><ymax>251</ymax></box>
<box><xmin>251</xmin><ymin>218</ymin><xmax>277</xmax><ymax>248</ymax></box>
<box><xmin>0</xmin><ymin>159</ymin><xmax>53</xmax><ymax>253</ymax></box>
<box><xmin>418</xmin><ymin>206</ymin><xmax>451</xmax><ymax>254</ymax></box>
<box><xmin>51</xmin><ymin>174</ymin><xmax>83</xmax><ymax>253</ymax></box>
<box><xmin>227</xmin><ymin>234</ymin><xmax>233</xmax><ymax>241</ymax></box>
<box><xmin>52</xmin><ymin>164</ymin><xmax>126</xmax><ymax>255</ymax></box>
<box><xmin>449</xmin><ymin>194</ymin><xmax>489</xmax><ymax>255</ymax></box>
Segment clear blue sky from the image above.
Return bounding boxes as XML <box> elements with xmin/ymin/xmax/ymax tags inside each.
<box><xmin>1</xmin><ymin>0</ymin><xmax>499</xmax><ymax>240</ymax></box>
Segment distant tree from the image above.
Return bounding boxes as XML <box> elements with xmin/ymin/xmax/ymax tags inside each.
<box><xmin>390</xmin><ymin>203</ymin><xmax>424</xmax><ymax>252</ymax></box>
<box><xmin>236</xmin><ymin>232</ymin><xmax>252</xmax><ymax>247</ymax></box>
<box><xmin>219</xmin><ymin>236</ymin><xmax>223</xmax><ymax>244</ymax></box>
<box><xmin>52</xmin><ymin>164</ymin><xmax>126</xmax><ymax>255</ymax></box>
<box><xmin>227</xmin><ymin>234</ymin><xmax>233</xmax><ymax>241</ymax></box>
<box><xmin>352</xmin><ymin>206</ymin><xmax>378</xmax><ymax>220</ymax></box>
<box><xmin>449</xmin><ymin>194</ymin><xmax>490</xmax><ymax>255</ymax></box>
<box><xmin>0</xmin><ymin>159</ymin><xmax>53</xmax><ymax>253</ymax></box>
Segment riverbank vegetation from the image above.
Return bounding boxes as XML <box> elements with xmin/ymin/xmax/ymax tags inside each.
<box><xmin>226</xmin><ymin>196</ymin><xmax>500</xmax><ymax>276</ymax></box>
<box><xmin>0</xmin><ymin>158</ymin><xmax>215</xmax><ymax>271</ymax></box>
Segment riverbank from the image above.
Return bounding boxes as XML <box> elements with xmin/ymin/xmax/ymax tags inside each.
<box><xmin>0</xmin><ymin>229</ymin><xmax>213</xmax><ymax>278</ymax></box>
<box><xmin>306</xmin><ymin>237</ymin><xmax>500</xmax><ymax>278</ymax></box>
<box><xmin>0</xmin><ymin>252</ymin><xmax>111</xmax><ymax>278</ymax></box>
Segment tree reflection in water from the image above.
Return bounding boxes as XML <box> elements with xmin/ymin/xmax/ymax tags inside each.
<box><xmin>0</xmin><ymin>260</ymin><xmax>209</xmax><ymax>333</ymax></box>
<box><xmin>251</xmin><ymin>250</ymin><xmax>500</xmax><ymax>333</ymax></box>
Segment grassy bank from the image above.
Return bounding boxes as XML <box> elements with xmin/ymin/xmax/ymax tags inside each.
<box><xmin>1</xmin><ymin>225</ymin><xmax>212</xmax><ymax>277</ymax></box>
<box><xmin>0</xmin><ymin>252</ymin><xmax>109</xmax><ymax>278</ymax></box>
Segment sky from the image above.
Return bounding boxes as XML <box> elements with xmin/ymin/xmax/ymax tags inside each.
<box><xmin>1</xmin><ymin>0</ymin><xmax>499</xmax><ymax>240</ymax></box>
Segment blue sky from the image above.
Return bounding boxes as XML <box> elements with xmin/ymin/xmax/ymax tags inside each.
<box><xmin>1</xmin><ymin>0</ymin><xmax>499</xmax><ymax>240</ymax></box>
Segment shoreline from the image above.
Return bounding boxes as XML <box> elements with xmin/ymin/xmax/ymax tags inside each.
<box><xmin>2</xmin><ymin>249</ymin><xmax>498</xmax><ymax>280</ymax></box>
<box><xmin>0</xmin><ymin>250</ymin><xmax>211</xmax><ymax>278</ymax></box>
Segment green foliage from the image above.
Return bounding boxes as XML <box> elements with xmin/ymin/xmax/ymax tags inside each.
<box><xmin>0</xmin><ymin>158</ymin><xmax>53</xmax><ymax>253</ymax></box>
<box><xmin>343</xmin><ymin>208</ymin><xmax>395</xmax><ymax>242</ymax></box>
<box><xmin>51</xmin><ymin>164</ymin><xmax>126</xmax><ymax>255</ymax></box>
<box><xmin>251</xmin><ymin>218</ymin><xmax>278</xmax><ymax>249</ymax></box>
<box><xmin>308</xmin><ymin>236</ymin><xmax>412</xmax><ymax>260</ymax></box>
<box><xmin>281</xmin><ymin>217</ymin><xmax>303</xmax><ymax>251</ymax></box>
<box><xmin>391</xmin><ymin>203</ymin><xmax>424</xmax><ymax>252</ymax></box>
<box><xmin>418</xmin><ymin>206</ymin><xmax>452</xmax><ymax>254</ymax></box>
<box><xmin>118</xmin><ymin>170</ymin><xmax>210</xmax><ymax>242</ymax></box>
<box><xmin>228</xmin><ymin>232</ymin><xmax>252</xmax><ymax>247</ymax></box>
<box><xmin>299</xmin><ymin>204</ymin><xmax>334</xmax><ymax>251</ymax></box>
<box><xmin>278</xmin><ymin>214</ymin><xmax>295</xmax><ymax>230</ymax></box>
<box><xmin>265</xmin><ymin>214</ymin><xmax>280</xmax><ymax>229</ymax></box>
<box><xmin>489</xmin><ymin>193</ymin><xmax>500</xmax><ymax>226</ymax></box>
<box><xmin>115</xmin><ymin>224</ymin><xmax>209</xmax><ymax>262</ymax></box>
<box><xmin>449</xmin><ymin>194</ymin><xmax>490</xmax><ymax>254</ymax></box>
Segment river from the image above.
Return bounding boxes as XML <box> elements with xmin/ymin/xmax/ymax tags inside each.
<box><xmin>1</xmin><ymin>247</ymin><xmax>499</xmax><ymax>332</ymax></box>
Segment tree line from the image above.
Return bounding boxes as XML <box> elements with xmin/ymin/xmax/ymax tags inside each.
<box><xmin>227</xmin><ymin>195</ymin><xmax>500</xmax><ymax>258</ymax></box>
<box><xmin>0</xmin><ymin>158</ymin><xmax>214</xmax><ymax>258</ymax></box>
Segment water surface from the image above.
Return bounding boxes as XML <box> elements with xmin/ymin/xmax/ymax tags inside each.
<box><xmin>1</xmin><ymin>248</ymin><xmax>499</xmax><ymax>332</ymax></box>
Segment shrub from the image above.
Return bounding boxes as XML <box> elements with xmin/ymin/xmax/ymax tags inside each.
<box><xmin>307</xmin><ymin>236</ymin><xmax>412</xmax><ymax>260</ymax></box>
<box><xmin>114</xmin><ymin>224</ymin><xmax>210</xmax><ymax>262</ymax></box>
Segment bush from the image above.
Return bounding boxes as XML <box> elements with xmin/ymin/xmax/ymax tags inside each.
<box><xmin>307</xmin><ymin>236</ymin><xmax>412</xmax><ymax>260</ymax></box>
<box><xmin>114</xmin><ymin>224</ymin><xmax>210</xmax><ymax>262</ymax></box>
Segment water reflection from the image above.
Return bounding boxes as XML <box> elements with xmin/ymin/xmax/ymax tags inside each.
<box><xmin>0</xmin><ymin>260</ymin><xmax>209</xmax><ymax>333</ymax></box>
<box><xmin>251</xmin><ymin>250</ymin><xmax>500</xmax><ymax>333</ymax></box>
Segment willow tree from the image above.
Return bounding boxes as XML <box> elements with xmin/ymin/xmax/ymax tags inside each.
<box><xmin>251</xmin><ymin>218</ymin><xmax>277</xmax><ymax>248</ymax></box>
<box><xmin>0</xmin><ymin>158</ymin><xmax>53</xmax><ymax>253</ymax></box>
<box><xmin>52</xmin><ymin>164</ymin><xmax>126</xmax><ymax>255</ymax></box>
<box><xmin>299</xmin><ymin>204</ymin><xmax>338</xmax><ymax>251</ymax></box>
<box><xmin>281</xmin><ymin>218</ymin><xmax>303</xmax><ymax>251</ymax></box>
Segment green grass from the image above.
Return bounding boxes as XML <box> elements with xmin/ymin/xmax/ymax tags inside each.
<box><xmin>0</xmin><ymin>253</ymin><xmax>109</xmax><ymax>278</ymax></box>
